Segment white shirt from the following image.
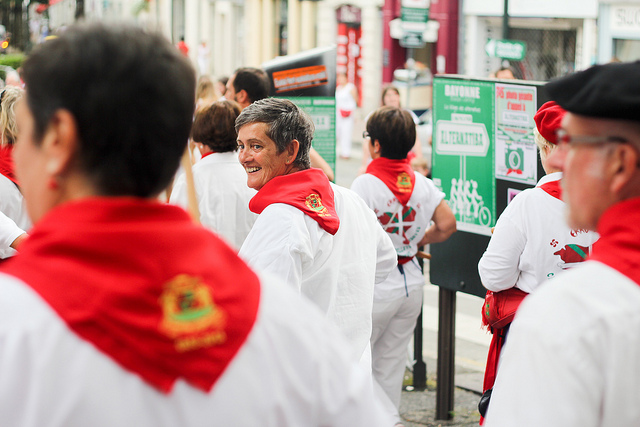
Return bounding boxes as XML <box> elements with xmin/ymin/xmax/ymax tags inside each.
<box><xmin>170</xmin><ymin>152</ymin><xmax>257</xmax><ymax>251</ymax></box>
<box><xmin>335</xmin><ymin>82</ymin><xmax>357</xmax><ymax>112</ymax></box>
<box><xmin>0</xmin><ymin>174</ymin><xmax>30</xmax><ymax>258</ymax></box>
<box><xmin>0</xmin><ymin>271</ymin><xmax>393</xmax><ymax>427</ymax></box>
<box><xmin>239</xmin><ymin>183</ymin><xmax>397</xmax><ymax>364</ymax></box>
<box><xmin>478</xmin><ymin>172</ymin><xmax>599</xmax><ymax>293</ymax></box>
<box><xmin>484</xmin><ymin>261</ymin><xmax>640</xmax><ymax>427</ymax></box>
<box><xmin>351</xmin><ymin>171</ymin><xmax>444</xmax><ymax>301</ymax></box>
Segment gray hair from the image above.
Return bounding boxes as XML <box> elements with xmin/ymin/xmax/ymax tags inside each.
<box><xmin>235</xmin><ymin>98</ymin><xmax>314</xmax><ymax>170</ymax></box>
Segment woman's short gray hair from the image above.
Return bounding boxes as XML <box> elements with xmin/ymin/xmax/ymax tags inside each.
<box><xmin>235</xmin><ymin>98</ymin><xmax>314</xmax><ymax>169</ymax></box>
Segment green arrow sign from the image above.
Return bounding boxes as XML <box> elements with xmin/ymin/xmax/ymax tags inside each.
<box><xmin>485</xmin><ymin>39</ymin><xmax>527</xmax><ymax>61</ymax></box>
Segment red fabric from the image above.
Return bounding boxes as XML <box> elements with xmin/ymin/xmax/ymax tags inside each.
<box><xmin>0</xmin><ymin>145</ymin><xmax>18</xmax><ymax>186</ymax></box>
<box><xmin>534</xmin><ymin>101</ymin><xmax>566</xmax><ymax>145</ymax></box>
<box><xmin>590</xmin><ymin>197</ymin><xmax>640</xmax><ymax>285</ymax></box>
<box><xmin>1</xmin><ymin>198</ymin><xmax>260</xmax><ymax>393</ymax></box>
<box><xmin>249</xmin><ymin>168</ymin><xmax>340</xmax><ymax>235</ymax></box>
<box><xmin>177</xmin><ymin>41</ymin><xmax>189</xmax><ymax>56</ymax></box>
<box><xmin>366</xmin><ymin>157</ymin><xmax>416</xmax><ymax>206</ymax></box>
<box><xmin>200</xmin><ymin>151</ymin><xmax>214</xmax><ymax>159</ymax></box>
<box><xmin>538</xmin><ymin>178</ymin><xmax>563</xmax><ymax>201</ymax></box>
<box><xmin>481</xmin><ymin>288</ymin><xmax>528</xmax><ymax>400</ymax></box>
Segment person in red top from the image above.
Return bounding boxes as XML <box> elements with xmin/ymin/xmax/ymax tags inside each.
<box><xmin>176</xmin><ymin>36</ymin><xmax>189</xmax><ymax>57</ymax></box>
<box><xmin>485</xmin><ymin>61</ymin><xmax>640</xmax><ymax>426</ymax></box>
<box><xmin>0</xmin><ymin>22</ymin><xmax>394</xmax><ymax>427</ymax></box>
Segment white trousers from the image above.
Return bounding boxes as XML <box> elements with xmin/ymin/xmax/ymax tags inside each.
<box><xmin>371</xmin><ymin>287</ymin><xmax>424</xmax><ymax>410</ymax></box>
<box><xmin>336</xmin><ymin>112</ymin><xmax>354</xmax><ymax>158</ymax></box>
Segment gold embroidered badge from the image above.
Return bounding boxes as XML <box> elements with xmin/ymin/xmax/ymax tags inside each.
<box><xmin>159</xmin><ymin>274</ymin><xmax>227</xmax><ymax>352</ymax></box>
<box><xmin>396</xmin><ymin>172</ymin><xmax>412</xmax><ymax>193</ymax></box>
<box><xmin>305</xmin><ymin>193</ymin><xmax>331</xmax><ymax>217</ymax></box>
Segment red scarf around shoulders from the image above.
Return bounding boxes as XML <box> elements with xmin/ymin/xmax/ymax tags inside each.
<box><xmin>590</xmin><ymin>197</ymin><xmax>640</xmax><ymax>285</ymax></box>
<box><xmin>249</xmin><ymin>168</ymin><xmax>340</xmax><ymax>235</ymax></box>
<box><xmin>1</xmin><ymin>197</ymin><xmax>260</xmax><ymax>393</ymax></box>
<box><xmin>0</xmin><ymin>145</ymin><xmax>18</xmax><ymax>185</ymax></box>
<box><xmin>366</xmin><ymin>157</ymin><xmax>416</xmax><ymax>206</ymax></box>
<box><xmin>538</xmin><ymin>178</ymin><xmax>562</xmax><ymax>201</ymax></box>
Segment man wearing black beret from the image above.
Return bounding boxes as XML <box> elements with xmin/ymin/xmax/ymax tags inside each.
<box><xmin>484</xmin><ymin>61</ymin><xmax>640</xmax><ymax>426</ymax></box>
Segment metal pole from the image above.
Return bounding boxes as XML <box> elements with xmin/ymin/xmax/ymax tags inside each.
<box><xmin>502</xmin><ymin>0</ymin><xmax>509</xmax><ymax>40</ymax></box>
<box><xmin>412</xmin><ymin>247</ymin><xmax>427</xmax><ymax>389</ymax></box>
<box><xmin>435</xmin><ymin>288</ymin><xmax>456</xmax><ymax>420</ymax></box>
<box><xmin>413</xmin><ymin>307</ymin><xmax>427</xmax><ymax>390</ymax></box>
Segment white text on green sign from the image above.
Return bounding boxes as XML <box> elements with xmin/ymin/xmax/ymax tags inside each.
<box><xmin>485</xmin><ymin>39</ymin><xmax>527</xmax><ymax>61</ymax></box>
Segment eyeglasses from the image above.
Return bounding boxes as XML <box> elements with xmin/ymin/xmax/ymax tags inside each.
<box><xmin>362</xmin><ymin>131</ymin><xmax>370</xmax><ymax>139</ymax></box>
<box><xmin>555</xmin><ymin>128</ymin><xmax>628</xmax><ymax>147</ymax></box>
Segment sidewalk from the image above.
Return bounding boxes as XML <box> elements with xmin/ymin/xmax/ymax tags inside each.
<box><xmin>399</xmin><ymin>355</ymin><xmax>482</xmax><ymax>427</ymax></box>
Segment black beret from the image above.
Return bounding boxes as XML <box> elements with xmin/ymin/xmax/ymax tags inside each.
<box><xmin>545</xmin><ymin>60</ymin><xmax>640</xmax><ymax>122</ymax></box>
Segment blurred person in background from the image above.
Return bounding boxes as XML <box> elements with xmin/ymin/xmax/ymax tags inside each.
<box><xmin>335</xmin><ymin>72</ymin><xmax>358</xmax><ymax>159</ymax></box>
<box><xmin>0</xmin><ymin>86</ymin><xmax>29</xmax><ymax>258</ymax></box>
<box><xmin>170</xmin><ymin>100</ymin><xmax>257</xmax><ymax>251</ymax></box>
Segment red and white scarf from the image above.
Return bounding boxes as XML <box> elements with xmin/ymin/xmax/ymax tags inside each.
<box><xmin>1</xmin><ymin>197</ymin><xmax>260</xmax><ymax>393</ymax></box>
<box><xmin>249</xmin><ymin>168</ymin><xmax>340</xmax><ymax>235</ymax></box>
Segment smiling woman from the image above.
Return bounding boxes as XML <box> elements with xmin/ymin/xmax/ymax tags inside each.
<box><xmin>236</xmin><ymin>98</ymin><xmax>397</xmax><ymax>376</ymax></box>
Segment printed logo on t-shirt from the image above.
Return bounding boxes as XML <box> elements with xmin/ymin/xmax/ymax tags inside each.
<box><xmin>159</xmin><ymin>274</ymin><xmax>227</xmax><ymax>352</ymax></box>
<box><xmin>553</xmin><ymin>244</ymin><xmax>589</xmax><ymax>269</ymax></box>
<box><xmin>378</xmin><ymin>206</ymin><xmax>417</xmax><ymax>244</ymax></box>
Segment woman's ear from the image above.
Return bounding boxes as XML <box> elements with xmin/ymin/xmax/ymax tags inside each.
<box><xmin>42</xmin><ymin>109</ymin><xmax>79</xmax><ymax>178</ymax></box>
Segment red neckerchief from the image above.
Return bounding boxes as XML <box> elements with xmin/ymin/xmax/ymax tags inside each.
<box><xmin>366</xmin><ymin>157</ymin><xmax>416</xmax><ymax>206</ymax></box>
<box><xmin>249</xmin><ymin>168</ymin><xmax>340</xmax><ymax>235</ymax></box>
<box><xmin>201</xmin><ymin>151</ymin><xmax>214</xmax><ymax>159</ymax></box>
<box><xmin>1</xmin><ymin>198</ymin><xmax>260</xmax><ymax>393</ymax></box>
<box><xmin>0</xmin><ymin>145</ymin><xmax>18</xmax><ymax>186</ymax></box>
<box><xmin>538</xmin><ymin>178</ymin><xmax>562</xmax><ymax>201</ymax></box>
<box><xmin>589</xmin><ymin>197</ymin><xmax>640</xmax><ymax>285</ymax></box>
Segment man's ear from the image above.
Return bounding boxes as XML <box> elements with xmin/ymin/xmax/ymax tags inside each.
<box><xmin>286</xmin><ymin>139</ymin><xmax>300</xmax><ymax>165</ymax></box>
<box><xmin>609</xmin><ymin>143</ymin><xmax>639</xmax><ymax>196</ymax></box>
<box><xmin>236</xmin><ymin>89</ymin><xmax>249</xmax><ymax>105</ymax></box>
<box><xmin>42</xmin><ymin>109</ymin><xmax>79</xmax><ymax>178</ymax></box>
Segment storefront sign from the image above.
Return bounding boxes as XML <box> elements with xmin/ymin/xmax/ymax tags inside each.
<box><xmin>611</xmin><ymin>5</ymin><xmax>640</xmax><ymax>33</ymax></box>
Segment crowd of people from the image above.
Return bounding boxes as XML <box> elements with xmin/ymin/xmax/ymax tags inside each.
<box><xmin>0</xmin><ymin>20</ymin><xmax>638</xmax><ymax>427</ymax></box>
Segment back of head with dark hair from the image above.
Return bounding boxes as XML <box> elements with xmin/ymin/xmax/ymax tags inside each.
<box><xmin>21</xmin><ymin>22</ymin><xmax>196</xmax><ymax>198</ymax></box>
<box><xmin>235</xmin><ymin>98</ymin><xmax>313</xmax><ymax>170</ymax></box>
<box><xmin>366</xmin><ymin>106</ymin><xmax>416</xmax><ymax>159</ymax></box>
<box><xmin>232</xmin><ymin>68</ymin><xmax>270</xmax><ymax>103</ymax></box>
<box><xmin>191</xmin><ymin>100</ymin><xmax>241</xmax><ymax>153</ymax></box>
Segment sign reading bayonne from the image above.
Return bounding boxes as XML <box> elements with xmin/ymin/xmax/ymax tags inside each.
<box><xmin>485</xmin><ymin>39</ymin><xmax>527</xmax><ymax>61</ymax></box>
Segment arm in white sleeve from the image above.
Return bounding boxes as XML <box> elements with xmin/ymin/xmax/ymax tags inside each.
<box><xmin>0</xmin><ymin>210</ymin><xmax>25</xmax><ymax>254</ymax></box>
<box><xmin>238</xmin><ymin>205</ymin><xmax>311</xmax><ymax>292</ymax></box>
<box><xmin>478</xmin><ymin>214</ymin><xmax>526</xmax><ymax>292</ymax></box>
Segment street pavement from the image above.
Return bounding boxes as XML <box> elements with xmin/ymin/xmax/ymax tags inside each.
<box><xmin>334</xmin><ymin>117</ymin><xmax>489</xmax><ymax>426</ymax></box>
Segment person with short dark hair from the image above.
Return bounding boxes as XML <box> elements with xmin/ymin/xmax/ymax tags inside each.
<box><xmin>170</xmin><ymin>100</ymin><xmax>257</xmax><ymax>250</ymax></box>
<box><xmin>237</xmin><ymin>97</ymin><xmax>397</xmax><ymax>369</ymax></box>
<box><xmin>0</xmin><ymin>22</ymin><xmax>394</xmax><ymax>426</ymax></box>
<box><xmin>225</xmin><ymin>67</ymin><xmax>270</xmax><ymax>109</ymax></box>
<box><xmin>351</xmin><ymin>106</ymin><xmax>456</xmax><ymax>425</ymax></box>
<box><xmin>485</xmin><ymin>61</ymin><xmax>640</xmax><ymax>426</ymax></box>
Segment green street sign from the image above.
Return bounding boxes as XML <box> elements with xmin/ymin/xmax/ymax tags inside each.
<box><xmin>485</xmin><ymin>39</ymin><xmax>527</xmax><ymax>61</ymax></box>
<box><xmin>401</xmin><ymin>6</ymin><xmax>429</xmax><ymax>23</ymax></box>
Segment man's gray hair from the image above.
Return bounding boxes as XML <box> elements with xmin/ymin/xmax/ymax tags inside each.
<box><xmin>235</xmin><ymin>98</ymin><xmax>314</xmax><ymax>170</ymax></box>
